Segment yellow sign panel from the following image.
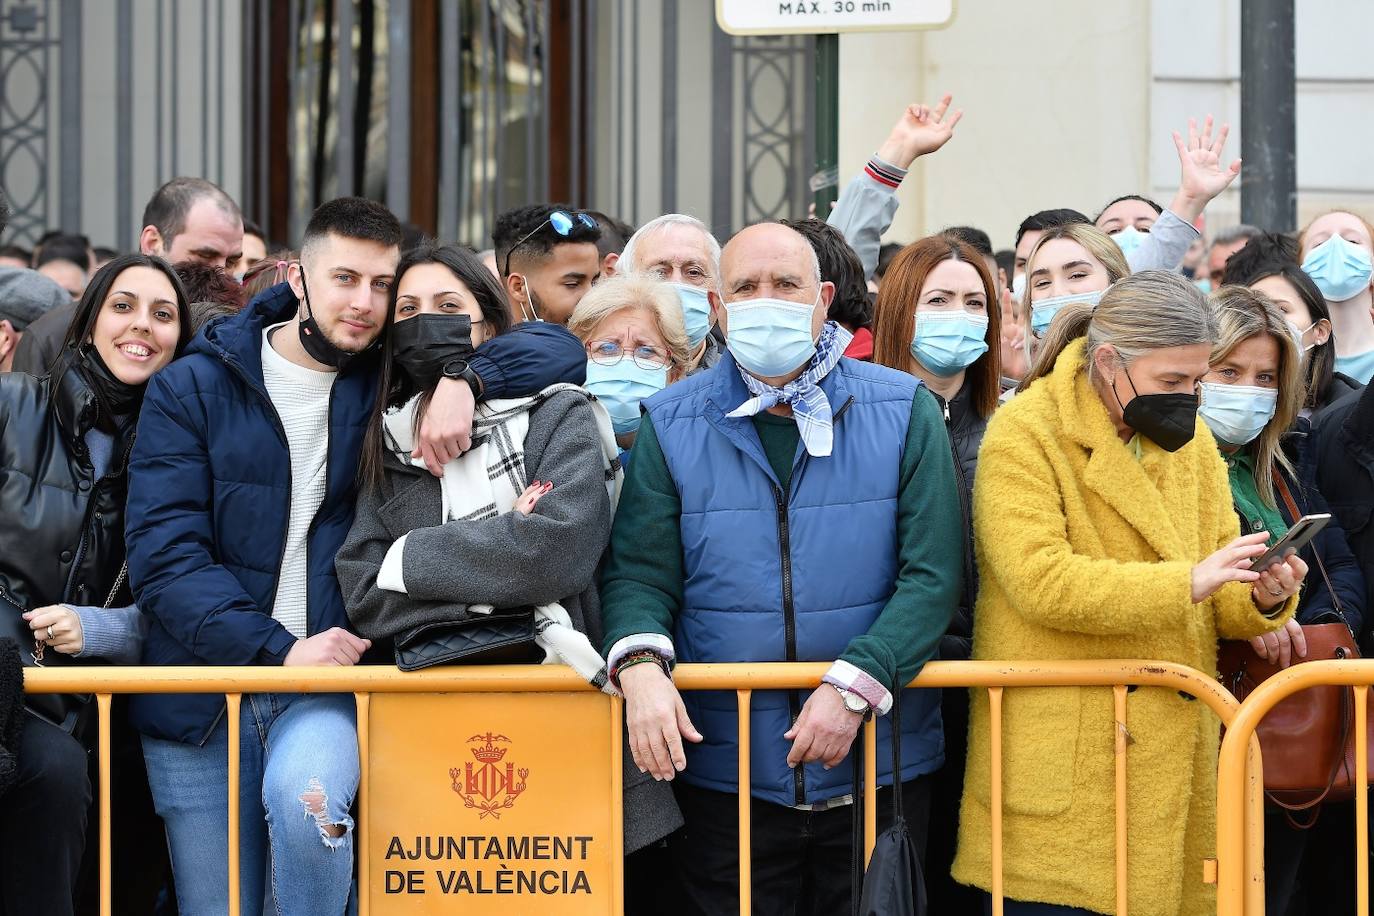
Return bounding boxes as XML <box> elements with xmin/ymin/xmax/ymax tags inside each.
<box><xmin>367</xmin><ymin>692</ymin><xmax>622</xmax><ymax>914</ymax></box>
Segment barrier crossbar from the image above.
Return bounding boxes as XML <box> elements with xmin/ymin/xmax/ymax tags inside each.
<box><xmin>24</xmin><ymin>659</ymin><xmax>1264</xmax><ymax>916</ymax></box>
<box><xmin>1216</xmin><ymin>659</ymin><xmax>1374</xmax><ymax>916</ymax></box>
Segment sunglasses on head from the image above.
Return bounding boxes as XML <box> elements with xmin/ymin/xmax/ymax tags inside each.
<box><xmin>502</xmin><ymin>210</ymin><xmax>598</xmax><ymax>278</ymax></box>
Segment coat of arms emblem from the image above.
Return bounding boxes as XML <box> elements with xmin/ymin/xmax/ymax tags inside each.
<box><xmin>449</xmin><ymin>732</ymin><xmax>529</xmax><ymax>819</ymax></box>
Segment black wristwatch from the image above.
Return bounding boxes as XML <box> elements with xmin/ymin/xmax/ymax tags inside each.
<box><xmin>440</xmin><ymin>357</ymin><xmax>483</xmax><ymax>396</ymax></box>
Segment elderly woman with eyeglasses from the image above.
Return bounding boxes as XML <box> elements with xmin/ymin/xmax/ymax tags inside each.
<box><xmin>568</xmin><ymin>275</ymin><xmax>693</xmax><ymax>458</ymax></box>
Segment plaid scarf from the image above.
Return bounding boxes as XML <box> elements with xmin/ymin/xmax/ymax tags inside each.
<box><xmin>727</xmin><ymin>321</ymin><xmax>853</xmax><ymax>457</ymax></box>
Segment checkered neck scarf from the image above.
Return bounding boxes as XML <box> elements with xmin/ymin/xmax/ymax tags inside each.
<box><xmin>727</xmin><ymin>321</ymin><xmax>852</xmax><ymax>457</ymax></box>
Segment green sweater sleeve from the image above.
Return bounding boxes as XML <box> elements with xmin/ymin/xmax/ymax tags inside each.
<box><xmin>837</xmin><ymin>387</ymin><xmax>963</xmax><ymax>694</ymax></box>
<box><xmin>599</xmin><ymin>413</ymin><xmax>685</xmax><ymax>660</ymax></box>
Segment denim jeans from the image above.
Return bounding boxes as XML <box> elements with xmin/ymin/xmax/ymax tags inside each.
<box><xmin>142</xmin><ymin>693</ymin><xmax>359</xmax><ymax>916</ymax></box>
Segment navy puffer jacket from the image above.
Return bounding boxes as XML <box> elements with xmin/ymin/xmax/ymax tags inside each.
<box><xmin>124</xmin><ymin>284</ymin><xmax>378</xmax><ymax>743</ymax></box>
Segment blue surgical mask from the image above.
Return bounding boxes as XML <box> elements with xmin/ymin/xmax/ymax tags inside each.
<box><xmin>911</xmin><ymin>311</ymin><xmax>989</xmax><ymax>377</ymax></box>
<box><xmin>1112</xmin><ymin>226</ymin><xmax>1145</xmax><ymax>258</ymax></box>
<box><xmin>1199</xmin><ymin>382</ymin><xmax>1278</xmax><ymax>446</ymax></box>
<box><xmin>671</xmin><ymin>282</ymin><xmax>714</xmax><ymax>348</ymax></box>
<box><xmin>1302</xmin><ymin>235</ymin><xmax>1374</xmax><ymax>303</ymax></box>
<box><xmin>1195</xmin><ymin>278</ymin><xmax>1213</xmax><ymax>294</ymax></box>
<box><xmin>583</xmin><ymin>359</ymin><xmax>669</xmax><ymax>434</ymax></box>
<box><xmin>724</xmin><ymin>295</ymin><xmax>819</xmax><ymax>378</ymax></box>
<box><xmin>1031</xmin><ymin>289</ymin><xmax>1103</xmax><ymax>338</ymax></box>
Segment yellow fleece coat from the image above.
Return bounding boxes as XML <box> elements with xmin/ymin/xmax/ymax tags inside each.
<box><xmin>951</xmin><ymin>340</ymin><xmax>1294</xmax><ymax>916</ymax></box>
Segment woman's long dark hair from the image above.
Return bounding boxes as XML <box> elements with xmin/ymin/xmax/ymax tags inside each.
<box><xmin>50</xmin><ymin>253</ymin><xmax>192</xmax><ymax>393</ymax></box>
<box><xmin>359</xmin><ymin>244</ymin><xmax>513</xmax><ymax>491</ymax></box>
<box><xmin>1220</xmin><ymin>233</ymin><xmax>1337</xmax><ymax>411</ymax></box>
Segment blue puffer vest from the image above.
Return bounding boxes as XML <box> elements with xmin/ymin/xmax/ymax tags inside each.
<box><xmin>646</xmin><ymin>351</ymin><xmax>944</xmax><ymax>806</ymax></box>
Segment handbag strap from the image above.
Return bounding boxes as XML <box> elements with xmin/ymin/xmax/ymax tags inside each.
<box><xmin>1272</xmin><ymin>471</ymin><xmax>1342</xmax><ymax>619</ymax></box>
<box><xmin>103</xmin><ymin>564</ymin><xmax>127</xmax><ymax>610</ymax></box>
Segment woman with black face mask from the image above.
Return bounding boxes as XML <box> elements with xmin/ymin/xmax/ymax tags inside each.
<box><xmin>336</xmin><ymin>243</ymin><xmax>681</xmax><ymax>865</ymax></box>
<box><xmin>950</xmin><ymin>271</ymin><xmax>1308</xmax><ymax>915</ymax></box>
<box><xmin>0</xmin><ymin>254</ymin><xmax>190</xmax><ymax>916</ymax></box>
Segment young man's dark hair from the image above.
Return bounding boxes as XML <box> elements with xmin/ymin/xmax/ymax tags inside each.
<box><xmin>876</xmin><ymin>242</ymin><xmax>904</xmax><ymax>281</ymax></box>
<box><xmin>175</xmin><ymin>261</ymin><xmax>246</xmax><ymax>311</ymax></box>
<box><xmin>994</xmin><ymin>248</ymin><xmax>1015</xmax><ymax>281</ymax></box>
<box><xmin>1013</xmin><ymin>208</ymin><xmax>1090</xmax><ymax>250</ymax></box>
<box><xmin>92</xmin><ymin>245</ymin><xmax>119</xmax><ymax>264</ymax></box>
<box><xmin>141</xmin><ymin>177</ymin><xmax>242</xmax><ymax>251</ymax></box>
<box><xmin>399</xmin><ymin>222</ymin><xmax>429</xmax><ymax>254</ymax></box>
<box><xmin>242</xmin><ymin>218</ymin><xmax>264</xmax><ymax>241</ymax></box>
<box><xmin>780</xmin><ymin>217</ymin><xmax>871</xmax><ymax>331</ymax></box>
<box><xmin>301</xmin><ymin>196</ymin><xmax>404</xmax><ymax>258</ymax></box>
<box><xmin>585</xmin><ymin>210</ymin><xmax>635</xmax><ymax>260</ymax></box>
<box><xmin>1094</xmin><ymin>193</ymin><xmax>1163</xmax><ymax>222</ymax></box>
<box><xmin>0</xmin><ymin>244</ymin><xmax>31</xmax><ymax>265</ymax></box>
<box><xmin>188</xmin><ymin>299</ymin><xmax>241</xmax><ymax>334</ymax></box>
<box><xmin>942</xmin><ymin>226</ymin><xmax>994</xmax><ymax>258</ymax></box>
<box><xmin>491</xmin><ymin>203</ymin><xmax>601</xmax><ymax>278</ymax></box>
<box><xmin>33</xmin><ymin>233</ymin><xmax>93</xmax><ymax>271</ymax></box>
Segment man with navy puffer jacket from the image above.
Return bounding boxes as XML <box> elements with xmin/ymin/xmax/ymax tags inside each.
<box><xmin>124</xmin><ymin>197</ymin><xmax>586</xmax><ymax>916</ymax></box>
<box><xmin>601</xmin><ymin>221</ymin><xmax>962</xmax><ymax>914</ymax></box>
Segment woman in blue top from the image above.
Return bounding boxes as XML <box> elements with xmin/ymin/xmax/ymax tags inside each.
<box><xmin>1201</xmin><ymin>284</ymin><xmax>1366</xmax><ymax>915</ymax></box>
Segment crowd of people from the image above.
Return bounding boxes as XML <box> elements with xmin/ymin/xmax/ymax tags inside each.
<box><xmin>0</xmin><ymin>93</ymin><xmax>1372</xmax><ymax>916</ymax></box>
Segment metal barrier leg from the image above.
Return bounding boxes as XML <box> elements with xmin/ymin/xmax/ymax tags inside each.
<box><xmin>355</xmin><ymin>692</ymin><xmax>371</xmax><ymax>916</ymax></box>
<box><xmin>1358</xmin><ymin>687</ymin><xmax>1369</xmax><ymax>916</ymax></box>
<box><xmin>989</xmin><ymin>686</ymin><xmax>1003</xmax><ymax>916</ymax></box>
<box><xmin>863</xmin><ymin>717</ymin><xmax>876</xmax><ymax>866</ymax></box>
<box><xmin>1244</xmin><ymin>738</ymin><xmax>1266</xmax><ymax>916</ymax></box>
<box><xmin>97</xmin><ymin>693</ymin><xmax>112</xmax><ymax>916</ymax></box>
<box><xmin>737</xmin><ymin>690</ymin><xmax>751</xmax><ymax>916</ymax></box>
<box><xmin>226</xmin><ymin>693</ymin><xmax>242</xmax><ymax>916</ymax></box>
<box><xmin>1113</xmin><ymin>685</ymin><xmax>1128</xmax><ymax>916</ymax></box>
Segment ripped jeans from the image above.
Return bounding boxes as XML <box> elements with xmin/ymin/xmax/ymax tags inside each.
<box><xmin>142</xmin><ymin>693</ymin><xmax>359</xmax><ymax>916</ymax></box>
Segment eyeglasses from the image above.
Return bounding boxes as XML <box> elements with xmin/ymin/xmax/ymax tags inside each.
<box><xmin>502</xmin><ymin>210</ymin><xmax>599</xmax><ymax>277</ymax></box>
<box><xmin>586</xmin><ymin>339</ymin><xmax>671</xmax><ymax>371</ymax></box>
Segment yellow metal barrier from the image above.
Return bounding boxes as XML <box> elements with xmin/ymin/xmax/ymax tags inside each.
<box><xmin>24</xmin><ymin>659</ymin><xmax>1262</xmax><ymax>915</ymax></box>
<box><xmin>1216</xmin><ymin>659</ymin><xmax>1374</xmax><ymax>916</ymax></box>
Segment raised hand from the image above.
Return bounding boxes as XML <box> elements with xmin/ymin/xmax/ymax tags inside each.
<box><xmin>1169</xmin><ymin>115</ymin><xmax>1243</xmax><ymax>223</ymax></box>
<box><xmin>876</xmin><ymin>94</ymin><xmax>963</xmax><ymax>170</ymax></box>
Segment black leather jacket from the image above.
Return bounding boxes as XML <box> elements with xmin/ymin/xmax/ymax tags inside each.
<box><xmin>0</xmin><ymin>367</ymin><xmax>133</xmax><ymax>618</ymax></box>
<box><xmin>930</xmin><ymin>383</ymin><xmax>988</xmax><ymax>660</ymax></box>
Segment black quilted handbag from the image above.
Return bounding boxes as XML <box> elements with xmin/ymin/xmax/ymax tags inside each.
<box><xmin>392</xmin><ymin>609</ymin><xmax>538</xmax><ymax>671</ymax></box>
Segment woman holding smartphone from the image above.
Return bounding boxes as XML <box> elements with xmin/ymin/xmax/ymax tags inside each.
<box><xmin>1201</xmin><ymin>285</ymin><xmax>1365</xmax><ymax>914</ymax></box>
<box><xmin>952</xmin><ymin>271</ymin><xmax>1306</xmax><ymax>915</ymax></box>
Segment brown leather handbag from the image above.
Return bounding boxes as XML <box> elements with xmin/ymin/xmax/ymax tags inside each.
<box><xmin>1216</xmin><ymin>473</ymin><xmax>1372</xmax><ymax>825</ymax></box>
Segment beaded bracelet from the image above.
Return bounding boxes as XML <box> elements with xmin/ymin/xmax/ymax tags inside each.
<box><xmin>612</xmin><ymin>650</ymin><xmax>670</xmax><ymax>686</ymax></box>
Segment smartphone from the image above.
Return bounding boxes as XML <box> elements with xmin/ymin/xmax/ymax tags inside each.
<box><xmin>1249</xmin><ymin>514</ymin><xmax>1331</xmax><ymax>571</ymax></box>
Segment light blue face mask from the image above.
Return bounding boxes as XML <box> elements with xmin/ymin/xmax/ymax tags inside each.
<box><xmin>1112</xmin><ymin>226</ymin><xmax>1146</xmax><ymax>258</ymax></box>
<box><xmin>671</xmin><ymin>282</ymin><xmax>714</xmax><ymax>349</ymax></box>
<box><xmin>583</xmin><ymin>359</ymin><xmax>669</xmax><ymax>434</ymax></box>
<box><xmin>724</xmin><ymin>295</ymin><xmax>818</xmax><ymax>378</ymax></box>
<box><xmin>1199</xmin><ymin>382</ymin><xmax>1278</xmax><ymax>446</ymax></box>
<box><xmin>1302</xmin><ymin>235</ymin><xmax>1374</xmax><ymax>303</ymax></box>
<box><xmin>1011</xmin><ymin>271</ymin><xmax>1027</xmax><ymax>302</ymax></box>
<box><xmin>910</xmin><ymin>311</ymin><xmax>989</xmax><ymax>377</ymax></box>
<box><xmin>1195</xmin><ymin>278</ymin><xmax>1213</xmax><ymax>295</ymax></box>
<box><xmin>1030</xmin><ymin>289</ymin><xmax>1103</xmax><ymax>338</ymax></box>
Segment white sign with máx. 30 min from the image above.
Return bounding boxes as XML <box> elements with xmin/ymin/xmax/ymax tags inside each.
<box><xmin>715</xmin><ymin>0</ymin><xmax>955</xmax><ymax>35</ymax></box>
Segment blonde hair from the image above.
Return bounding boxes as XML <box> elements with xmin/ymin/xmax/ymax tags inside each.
<box><xmin>1020</xmin><ymin>223</ymin><xmax>1131</xmax><ymax>368</ymax></box>
<box><xmin>1020</xmin><ymin>270</ymin><xmax>1216</xmax><ymax>390</ymax></box>
<box><xmin>567</xmin><ymin>274</ymin><xmax>692</xmax><ymax>369</ymax></box>
<box><xmin>1207</xmin><ymin>285</ymin><xmax>1303</xmax><ymax>507</ymax></box>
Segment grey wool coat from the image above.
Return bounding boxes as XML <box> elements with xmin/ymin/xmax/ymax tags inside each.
<box><xmin>335</xmin><ymin>388</ymin><xmax>682</xmax><ymax>853</ymax></box>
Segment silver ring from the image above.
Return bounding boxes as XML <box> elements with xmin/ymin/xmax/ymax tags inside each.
<box><xmin>1269</xmin><ymin>587</ymin><xmax>1283</xmax><ymax>598</ymax></box>
<box><xmin>46</xmin><ymin>624</ymin><xmax>54</xmax><ymax>640</ymax></box>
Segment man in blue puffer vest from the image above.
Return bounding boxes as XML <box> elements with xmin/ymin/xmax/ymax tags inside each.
<box><xmin>124</xmin><ymin>197</ymin><xmax>589</xmax><ymax>915</ymax></box>
<box><xmin>601</xmin><ymin>222</ymin><xmax>962</xmax><ymax>913</ymax></box>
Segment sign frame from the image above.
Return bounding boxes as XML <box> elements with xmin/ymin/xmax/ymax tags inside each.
<box><xmin>715</xmin><ymin>0</ymin><xmax>958</xmax><ymax>36</ymax></box>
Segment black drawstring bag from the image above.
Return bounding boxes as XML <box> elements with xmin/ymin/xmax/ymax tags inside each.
<box><xmin>852</xmin><ymin>693</ymin><xmax>926</xmax><ymax>916</ymax></box>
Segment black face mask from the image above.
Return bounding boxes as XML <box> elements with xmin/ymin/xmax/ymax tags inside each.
<box><xmin>390</xmin><ymin>314</ymin><xmax>475</xmax><ymax>389</ymax></box>
<box><xmin>1112</xmin><ymin>365</ymin><xmax>1198</xmax><ymax>453</ymax></box>
<box><xmin>77</xmin><ymin>345</ymin><xmax>144</xmax><ymax>430</ymax></box>
<box><xmin>297</xmin><ymin>272</ymin><xmax>365</xmax><ymax>370</ymax></box>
